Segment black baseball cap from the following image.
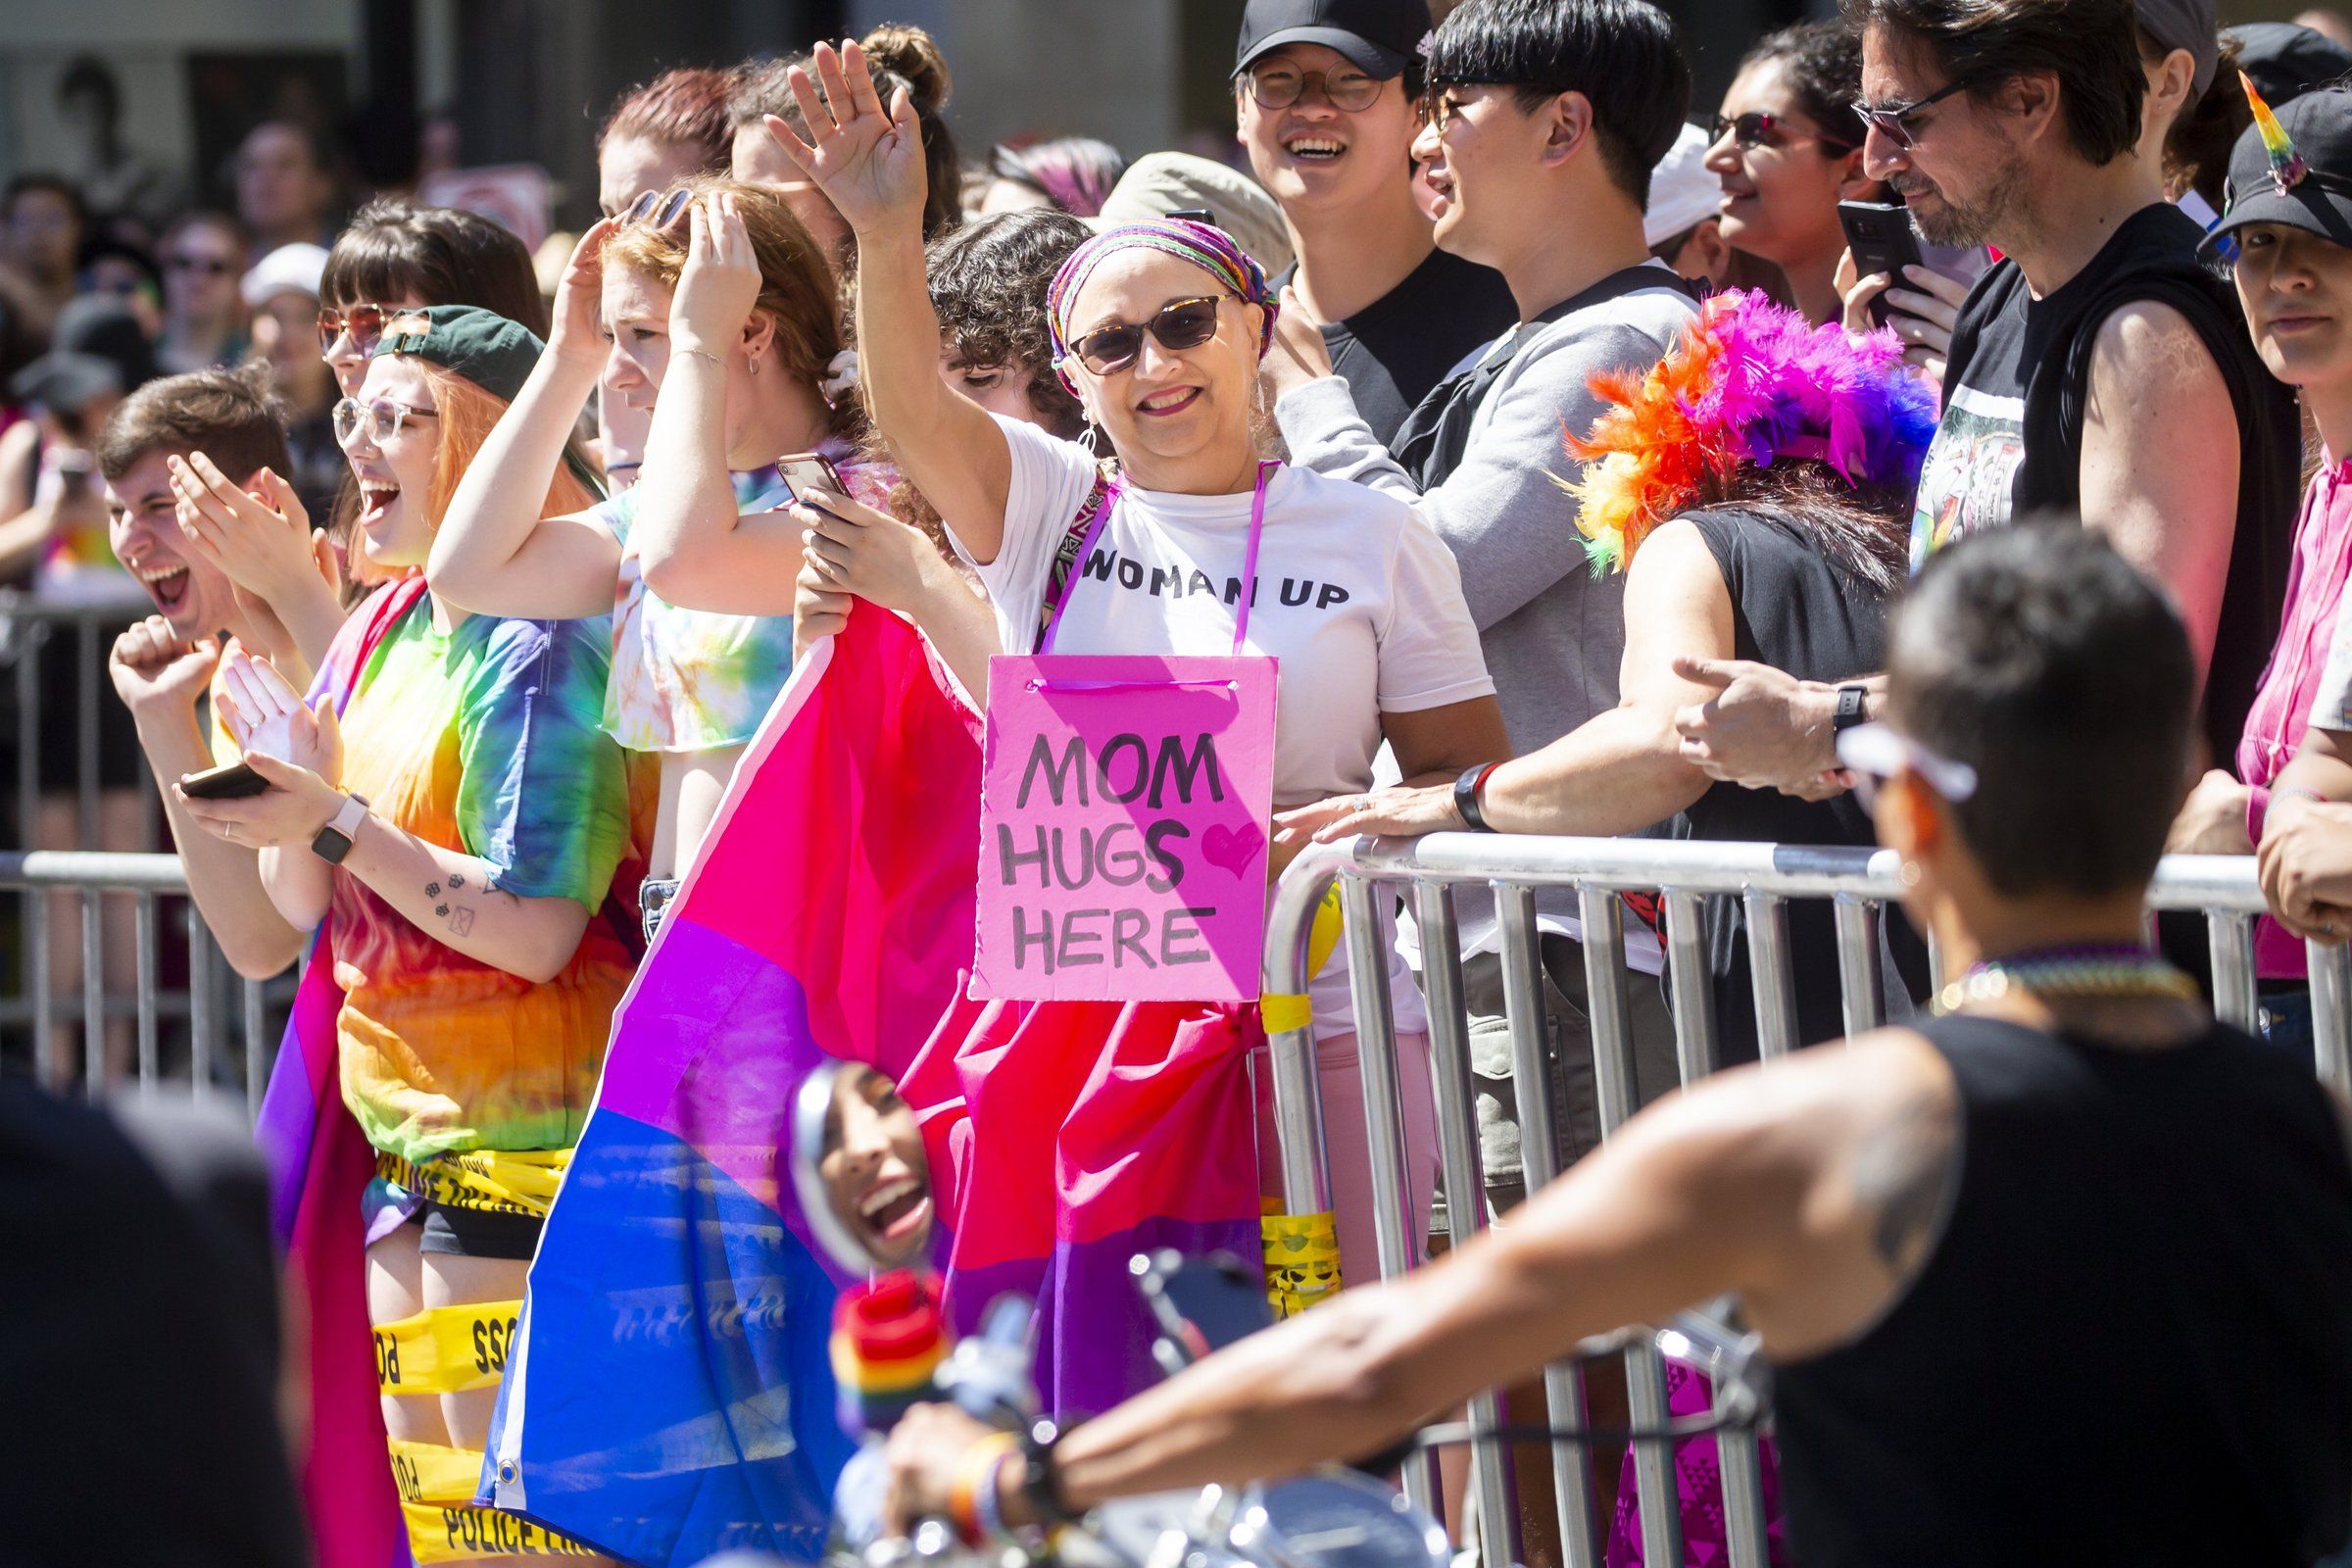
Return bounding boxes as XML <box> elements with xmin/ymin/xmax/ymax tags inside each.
<box><xmin>2224</xmin><ymin>22</ymin><xmax>2352</xmax><ymax>108</ymax></box>
<box><xmin>1234</xmin><ymin>0</ymin><xmax>1435</xmax><ymax>79</ymax></box>
<box><xmin>2203</xmin><ymin>85</ymin><xmax>2352</xmax><ymax>260</ymax></box>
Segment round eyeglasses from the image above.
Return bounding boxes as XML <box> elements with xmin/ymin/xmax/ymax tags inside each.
<box><xmin>332</xmin><ymin>396</ymin><xmax>438</xmax><ymax>447</ymax></box>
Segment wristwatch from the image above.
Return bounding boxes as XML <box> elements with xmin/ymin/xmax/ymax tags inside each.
<box><xmin>1831</xmin><ymin>683</ymin><xmax>1870</xmax><ymax>735</ymax></box>
<box><xmin>1014</xmin><ymin>1418</ymin><xmax>1079</xmax><ymax>1526</ymax></box>
<box><xmin>311</xmin><ymin>792</ymin><xmax>370</xmax><ymax>865</ymax></box>
<box><xmin>1454</xmin><ymin>762</ymin><xmax>1502</xmax><ymax>832</ymax></box>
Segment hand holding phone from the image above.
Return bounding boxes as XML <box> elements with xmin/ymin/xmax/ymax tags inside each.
<box><xmin>178</xmin><ymin>760</ymin><xmax>269</xmax><ymax>799</ymax></box>
<box><xmin>774</xmin><ymin>450</ymin><xmax>846</xmax><ymax>510</ymax></box>
<box><xmin>1837</xmin><ymin>201</ymin><xmax>1924</xmax><ymax>328</ymax></box>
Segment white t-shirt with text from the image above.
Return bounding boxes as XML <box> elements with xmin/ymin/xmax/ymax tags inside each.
<box><xmin>954</xmin><ymin>415</ymin><xmax>1497</xmax><ymax>1034</ymax></box>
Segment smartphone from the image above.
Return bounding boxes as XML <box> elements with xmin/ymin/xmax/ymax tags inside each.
<box><xmin>1165</xmin><ymin>208</ymin><xmax>1215</xmax><ymax>225</ymax></box>
<box><xmin>774</xmin><ymin>450</ymin><xmax>845</xmax><ymax>507</ymax></box>
<box><xmin>179</xmin><ymin>760</ymin><xmax>269</xmax><ymax>799</ymax></box>
<box><xmin>1838</xmin><ymin>200</ymin><xmax>1926</xmax><ymax>327</ymax></box>
<box><xmin>1135</xmin><ymin>1249</ymin><xmax>1271</xmax><ymax>1374</ymax></box>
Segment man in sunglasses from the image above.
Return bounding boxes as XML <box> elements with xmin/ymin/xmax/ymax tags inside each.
<box><xmin>1232</xmin><ymin>0</ymin><xmax>1515</xmax><ymax>444</ymax></box>
<box><xmin>881</xmin><ymin>524</ymin><xmax>2352</xmax><ymax>1566</ymax></box>
<box><xmin>1263</xmin><ymin>0</ymin><xmax>1700</xmax><ymax>1236</ymax></box>
<box><xmin>1679</xmin><ymin>0</ymin><xmax>2300</xmax><ymax>801</ymax></box>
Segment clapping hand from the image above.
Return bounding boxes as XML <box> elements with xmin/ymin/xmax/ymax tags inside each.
<box><xmin>215</xmin><ymin>649</ymin><xmax>343</xmax><ymax>785</ymax></box>
<box><xmin>168</xmin><ymin>454</ymin><xmax>334</xmax><ymax>612</ymax></box>
<box><xmin>763</xmin><ymin>39</ymin><xmax>930</xmax><ymax>238</ymax></box>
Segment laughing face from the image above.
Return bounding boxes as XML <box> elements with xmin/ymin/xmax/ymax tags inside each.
<box><xmin>105</xmin><ymin>449</ymin><xmax>237</xmax><ymax>640</ymax></box>
<box><xmin>338</xmin><ymin>354</ymin><xmax>444</xmax><ymax>572</ymax></box>
<box><xmin>1235</xmin><ymin>42</ymin><xmax>1421</xmax><ymax>219</ymax></box>
<box><xmin>817</xmin><ymin>1065</ymin><xmax>932</xmax><ymax>1269</ymax></box>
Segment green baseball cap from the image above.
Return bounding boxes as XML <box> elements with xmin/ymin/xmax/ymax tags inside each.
<box><xmin>373</xmin><ymin>304</ymin><xmax>605</xmax><ymax>496</ymax></box>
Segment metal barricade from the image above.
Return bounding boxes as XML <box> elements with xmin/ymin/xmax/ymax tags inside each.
<box><xmin>0</xmin><ymin>850</ymin><xmax>282</xmax><ymax>1111</ymax></box>
<box><xmin>1261</xmin><ymin>836</ymin><xmax>2352</xmax><ymax>1568</ymax></box>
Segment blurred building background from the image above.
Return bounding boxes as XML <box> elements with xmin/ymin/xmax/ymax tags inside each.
<box><xmin>0</xmin><ymin>0</ymin><xmax>1856</xmax><ymax>234</ymax></box>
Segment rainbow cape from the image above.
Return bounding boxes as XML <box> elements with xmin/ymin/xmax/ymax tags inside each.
<box><xmin>254</xmin><ymin>577</ymin><xmax>434</xmax><ymax>1568</ymax></box>
<box><xmin>485</xmin><ymin>601</ymin><xmax>1261</xmax><ymax>1564</ymax></box>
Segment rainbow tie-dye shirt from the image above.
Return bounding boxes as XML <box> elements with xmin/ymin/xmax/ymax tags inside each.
<box><xmin>595</xmin><ymin>443</ymin><xmax>896</xmax><ymax>752</ymax></box>
<box><xmin>327</xmin><ymin>587</ymin><xmax>634</xmax><ymax>1165</ymax></box>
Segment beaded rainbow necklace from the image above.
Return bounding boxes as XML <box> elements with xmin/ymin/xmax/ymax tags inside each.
<box><xmin>1933</xmin><ymin>942</ymin><xmax>2199</xmax><ymax>1015</ymax></box>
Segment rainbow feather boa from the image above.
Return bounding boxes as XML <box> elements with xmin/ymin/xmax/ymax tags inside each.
<box><xmin>1563</xmin><ymin>289</ymin><xmax>1940</xmax><ymax>574</ymax></box>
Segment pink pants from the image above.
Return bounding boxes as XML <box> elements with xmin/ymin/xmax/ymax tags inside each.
<box><xmin>1256</xmin><ymin>1029</ymin><xmax>1441</xmax><ymax>1290</ymax></box>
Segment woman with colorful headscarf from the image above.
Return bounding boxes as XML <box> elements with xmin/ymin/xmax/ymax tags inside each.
<box><xmin>771</xmin><ymin>39</ymin><xmax>1509</xmax><ymax>1285</ymax></box>
<box><xmin>172</xmin><ymin>305</ymin><xmax>632</xmax><ymax>1563</ymax></box>
<box><xmin>424</xmin><ymin>175</ymin><xmax>926</xmax><ymax>940</ymax></box>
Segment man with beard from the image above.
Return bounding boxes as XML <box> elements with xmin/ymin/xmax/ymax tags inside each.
<box><xmin>1673</xmin><ymin>0</ymin><xmax>2300</xmax><ymax>790</ymax></box>
<box><xmin>103</xmin><ymin>365</ymin><xmax>342</xmax><ymax>979</ymax></box>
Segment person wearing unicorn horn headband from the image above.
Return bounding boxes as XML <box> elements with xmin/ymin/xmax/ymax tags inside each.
<box><xmin>1287</xmin><ymin>289</ymin><xmax>1939</xmax><ymax>1078</ymax></box>
<box><xmin>769</xmin><ymin>35</ymin><xmax>1510</xmax><ymax>1290</ymax></box>
<box><xmin>2176</xmin><ymin>82</ymin><xmax>2352</xmax><ymax>1054</ymax></box>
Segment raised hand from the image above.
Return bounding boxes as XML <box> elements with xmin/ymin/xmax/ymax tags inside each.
<box><xmin>671</xmin><ymin>194</ymin><xmax>764</xmax><ymax>358</ymax></box>
<box><xmin>549</xmin><ymin>218</ymin><xmax>614</xmax><ymax>367</ymax></box>
<box><xmin>109</xmin><ymin>615</ymin><xmax>221</xmax><ymax>721</ymax></box>
<box><xmin>762</xmin><ymin>39</ymin><xmax>928</xmax><ymax>238</ymax></box>
<box><xmin>169</xmin><ymin>455</ymin><xmax>318</xmax><ymax>603</ymax></box>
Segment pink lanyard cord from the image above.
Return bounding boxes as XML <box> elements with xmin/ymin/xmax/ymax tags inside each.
<box><xmin>1037</xmin><ymin>460</ymin><xmax>1278</xmax><ymax>658</ymax></box>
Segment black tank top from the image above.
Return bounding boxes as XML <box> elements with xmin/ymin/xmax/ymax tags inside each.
<box><xmin>1672</xmin><ymin>509</ymin><xmax>1929</xmax><ymax>1061</ymax></box>
<box><xmin>1772</xmin><ymin>1013</ymin><xmax>2352</xmax><ymax>1566</ymax></box>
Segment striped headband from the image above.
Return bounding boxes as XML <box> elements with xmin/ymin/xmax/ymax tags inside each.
<box><xmin>1046</xmin><ymin>219</ymin><xmax>1279</xmax><ymax>395</ymax></box>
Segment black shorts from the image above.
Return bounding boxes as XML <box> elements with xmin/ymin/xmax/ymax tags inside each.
<box><xmin>29</xmin><ymin>633</ymin><xmax>145</xmax><ymax>794</ymax></box>
<box><xmin>416</xmin><ymin>1201</ymin><xmax>543</xmax><ymax>1261</ymax></box>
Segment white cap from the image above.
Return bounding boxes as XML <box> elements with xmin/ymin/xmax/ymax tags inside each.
<box><xmin>240</xmin><ymin>242</ymin><xmax>329</xmax><ymax>309</ymax></box>
<box><xmin>1643</xmin><ymin>123</ymin><xmax>1722</xmax><ymax>250</ymax></box>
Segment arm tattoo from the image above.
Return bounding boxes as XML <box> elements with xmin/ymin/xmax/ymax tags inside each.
<box><xmin>447</xmin><ymin>906</ymin><xmax>475</xmax><ymax>937</ymax></box>
<box><xmin>1851</xmin><ymin>1086</ymin><xmax>1960</xmax><ymax>1274</ymax></box>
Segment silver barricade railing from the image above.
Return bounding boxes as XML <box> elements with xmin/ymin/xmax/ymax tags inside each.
<box><xmin>0</xmin><ymin>850</ymin><xmax>282</xmax><ymax>1111</ymax></box>
<box><xmin>1261</xmin><ymin>836</ymin><xmax>2351</xmax><ymax>1568</ymax></box>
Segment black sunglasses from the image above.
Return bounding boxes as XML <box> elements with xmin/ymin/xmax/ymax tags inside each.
<box><xmin>1061</xmin><ymin>295</ymin><xmax>1227</xmax><ymax>376</ymax></box>
<box><xmin>1852</xmin><ymin>75</ymin><xmax>1977</xmax><ymax>150</ymax></box>
<box><xmin>1711</xmin><ymin>110</ymin><xmax>1855</xmax><ymax>154</ymax></box>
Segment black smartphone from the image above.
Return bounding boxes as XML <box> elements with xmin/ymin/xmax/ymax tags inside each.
<box><xmin>1136</xmin><ymin>1249</ymin><xmax>1271</xmax><ymax>1373</ymax></box>
<box><xmin>1165</xmin><ymin>208</ymin><xmax>1215</xmax><ymax>225</ymax></box>
<box><xmin>1838</xmin><ymin>200</ymin><xmax>1926</xmax><ymax>327</ymax></box>
<box><xmin>179</xmin><ymin>760</ymin><xmax>269</xmax><ymax>799</ymax></box>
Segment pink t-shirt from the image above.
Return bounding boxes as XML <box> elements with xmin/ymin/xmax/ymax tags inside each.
<box><xmin>2238</xmin><ymin>457</ymin><xmax>2352</xmax><ymax>978</ymax></box>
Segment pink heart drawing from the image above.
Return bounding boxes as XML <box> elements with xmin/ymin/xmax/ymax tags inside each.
<box><xmin>1200</xmin><ymin>822</ymin><xmax>1261</xmax><ymax>879</ymax></box>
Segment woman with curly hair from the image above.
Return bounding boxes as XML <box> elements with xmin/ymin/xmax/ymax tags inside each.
<box><xmin>795</xmin><ymin>209</ymin><xmax>1093</xmax><ymax>699</ymax></box>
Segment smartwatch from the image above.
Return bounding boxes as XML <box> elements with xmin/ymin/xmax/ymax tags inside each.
<box><xmin>1454</xmin><ymin>762</ymin><xmax>1502</xmax><ymax>832</ymax></box>
<box><xmin>311</xmin><ymin>792</ymin><xmax>370</xmax><ymax>865</ymax></box>
<box><xmin>1831</xmin><ymin>683</ymin><xmax>1870</xmax><ymax>735</ymax></box>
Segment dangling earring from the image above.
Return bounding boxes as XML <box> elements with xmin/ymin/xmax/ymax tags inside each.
<box><xmin>1079</xmin><ymin>416</ymin><xmax>1101</xmax><ymax>457</ymax></box>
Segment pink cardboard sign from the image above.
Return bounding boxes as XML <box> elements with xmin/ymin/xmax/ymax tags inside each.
<box><xmin>975</xmin><ymin>653</ymin><xmax>1278</xmax><ymax>1002</ymax></box>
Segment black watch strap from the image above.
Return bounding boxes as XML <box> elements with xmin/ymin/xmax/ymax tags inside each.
<box><xmin>1017</xmin><ymin>1419</ymin><xmax>1078</xmax><ymax>1525</ymax></box>
<box><xmin>1832</xmin><ymin>683</ymin><xmax>1869</xmax><ymax>734</ymax></box>
<box><xmin>1454</xmin><ymin>762</ymin><xmax>1501</xmax><ymax>832</ymax></box>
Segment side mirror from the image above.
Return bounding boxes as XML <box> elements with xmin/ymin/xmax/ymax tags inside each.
<box><xmin>789</xmin><ymin>1060</ymin><xmax>936</xmax><ymax>1274</ymax></box>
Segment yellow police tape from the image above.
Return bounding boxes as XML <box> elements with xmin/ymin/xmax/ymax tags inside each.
<box><xmin>374</xmin><ymin>1299</ymin><xmax>525</xmax><ymax>1396</ymax></box>
<box><xmin>1258</xmin><ymin>884</ymin><xmax>1346</xmax><ymax>1034</ymax></box>
<box><xmin>1260</xmin><ymin>1208</ymin><xmax>1343</xmax><ymax>1319</ymax></box>
<box><xmin>375</xmin><ymin>1147</ymin><xmax>571</xmax><ymax>1217</ymax></box>
<box><xmin>389</xmin><ymin>1439</ymin><xmax>597</xmax><ymax>1560</ymax></box>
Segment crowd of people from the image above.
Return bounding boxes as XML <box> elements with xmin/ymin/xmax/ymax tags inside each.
<box><xmin>11</xmin><ymin>0</ymin><xmax>2352</xmax><ymax>1562</ymax></box>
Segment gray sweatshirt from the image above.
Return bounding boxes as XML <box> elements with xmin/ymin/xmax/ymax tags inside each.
<box><xmin>1274</xmin><ymin>268</ymin><xmax>1698</xmax><ymax>754</ymax></box>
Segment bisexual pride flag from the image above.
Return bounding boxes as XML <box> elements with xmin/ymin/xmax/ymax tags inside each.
<box><xmin>488</xmin><ymin>601</ymin><xmax>1265</xmax><ymax>1564</ymax></box>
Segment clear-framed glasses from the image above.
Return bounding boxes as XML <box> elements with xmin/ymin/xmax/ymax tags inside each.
<box><xmin>621</xmin><ymin>187</ymin><xmax>695</xmax><ymax>230</ymax></box>
<box><xmin>1851</xmin><ymin>74</ymin><xmax>1977</xmax><ymax>151</ymax></box>
<box><xmin>1711</xmin><ymin>110</ymin><xmax>1856</xmax><ymax>155</ymax></box>
<box><xmin>331</xmin><ymin>395</ymin><xmax>438</xmax><ymax>447</ymax></box>
<box><xmin>1242</xmin><ymin>62</ymin><xmax>1385</xmax><ymax>114</ymax></box>
<box><xmin>1836</xmin><ymin>721</ymin><xmax>1981</xmax><ymax>810</ymax></box>
<box><xmin>1060</xmin><ymin>295</ymin><xmax>1227</xmax><ymax>376</ymax></box>
<box><xmin>317</xmin><ymin>302</ymin><xmax>392</xmax><ymax>357</ymax></box>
